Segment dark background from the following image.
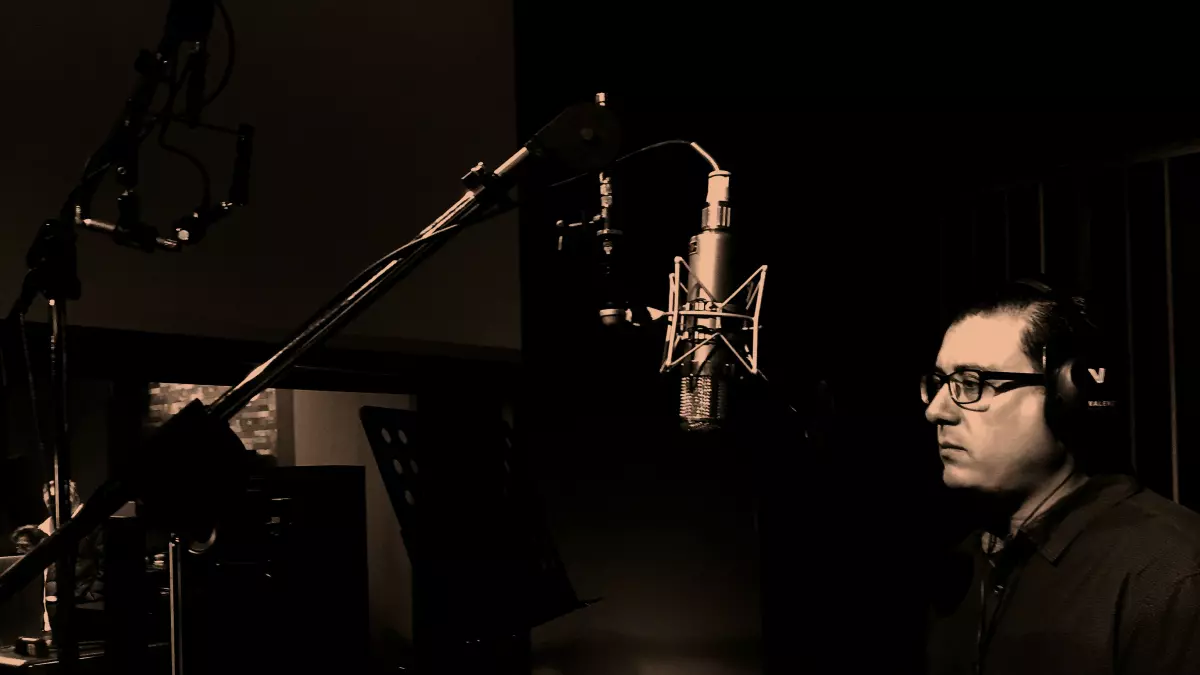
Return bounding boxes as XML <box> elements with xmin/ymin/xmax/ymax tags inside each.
<box><xmin>514</xmin><ymin>4</ymin><xmax>1200</xmax><ymax>674</ymax></box>
<box><xmin>2</xmin><ymin>2</ymin><xmax>1200</xmax><ymax>674</ymax></box>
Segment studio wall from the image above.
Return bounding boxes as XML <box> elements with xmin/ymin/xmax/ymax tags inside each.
<box><xmin>288</xmin><ymin>388</ymin><xmax>416</xmax><ymax>669</ymax></box>
<box><xmin>0</xmin><ymin>0</ymin><xmax>520</xmax><ymax>358</ymax></box>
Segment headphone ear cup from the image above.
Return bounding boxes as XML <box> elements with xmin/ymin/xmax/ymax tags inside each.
<box><xmin>1055</xmin><ymin>358</ymin><xmax>1080</xmax><ymax>408</ymax></box>
<box><xmin>1049</xmin><ymin>356</ymin><xmax>1122</xmax><ymax>447</ymax></box>
<box><xmin>1043</xmin><ymin>357</ymin><xmax>1078</xmax><ymax>440</ymax></box>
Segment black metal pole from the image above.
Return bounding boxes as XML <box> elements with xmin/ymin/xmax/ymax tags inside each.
<box><xmin>168</xmin><ymin>536</ymin><xmax>184</xmax><ymax>675</ymax></box>
<box><xmin>49</xmin><ymin>298</ymin><xmax>78</xmax><ymax>672</ymax></box>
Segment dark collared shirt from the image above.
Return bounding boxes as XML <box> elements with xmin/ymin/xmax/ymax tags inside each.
<box><xmin>926</xmin><ymin>474</ymin><xmax>1200</xmax><ymax>675</ymax></box>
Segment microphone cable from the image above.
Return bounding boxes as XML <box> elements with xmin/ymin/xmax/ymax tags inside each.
<box><xmin>157</xmin><ymin>0</ymin><xmax>237</xmax><ymax>211</ymax></box>
<box><xmin>265</xmin><ymin>201</ymin><xmax>513</xmax><ymax>353</ymax></box>
<box><xmin>308</xmin><ymin>120</ymin><xmax>681</xmax><ymax>311</ymax></box>
<box><xmin>549</xmin><ymin>139</ymin><xmax>721</xmax><ymax>189</ymax></box>
<box><xmin>0</xmin><ymin>314</ymin><xmax>51</xmax><ymax>478</ymax></box>
<box><xmin>17</xmin><ymin>315</ymin><xmax>50</xmax><ymax>479</ymax></box>
<box><xmin>159</xmin><ymin>51</ymin><xmax>213</xmax><ymax>210</ymax></box>
<box><xmin>74</xmin><ymin>1</ymin><xmax>236</xmax><ymax>196</ymax></box>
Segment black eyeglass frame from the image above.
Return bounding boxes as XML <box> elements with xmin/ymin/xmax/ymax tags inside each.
<box><xmin>921</xmin><ymin>368</ymin><xmax>1045</xmax><ymax>407</ymax></box>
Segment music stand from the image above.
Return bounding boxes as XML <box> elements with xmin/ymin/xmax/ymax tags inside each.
<box><xmin>359</xmin><ymin>406</ymin><xmax>594</xmax><ymax>673</ymax></box>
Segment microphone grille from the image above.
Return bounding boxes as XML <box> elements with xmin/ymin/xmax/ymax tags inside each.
<box><xmin>680</xmin><ymin>376</ymin><xmax>727</xmax><ymax>432</ymax></box>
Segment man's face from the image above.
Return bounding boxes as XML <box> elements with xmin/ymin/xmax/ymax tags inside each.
<box><xmin>14</xmin><ymin>536</ymin><xmax>33</xmax><ymax>555</ymax></box>
<box><xmin>925</xmin><ymin>312</ymin><xmax>1062</xmax><ymax>495</ymax></box>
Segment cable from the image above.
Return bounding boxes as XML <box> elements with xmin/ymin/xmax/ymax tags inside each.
<box><xmin>75</xmin><ymin>1</ymin><xmax>234</xmax><ymax>215</ymax></box>
<box><xmin>158</xmin><ymin>56</ymin><xmax>214</xmax><ymax>208</ymax></box>
<box><xmin>549</xmin><ymin>139</ymin><xmax>722</xmax><ymax>188</ymax></box>
<box><xmin>687</xmin><ymin>142</ymin><xmax>720</xmax><ymax>172</ymax></box>
<box><xmin>284</xmin><ymin>201</ymin><xmax>511</xmax><ymax>335</ymax></box>
<box><xmin>64</xmin><ymin>1</ymin><xmax>237</xmax><ymax>222</ymax></box>
<box><xmin>17</xmin><ymin>314</ymin><xmax>48</xmax><ymax>476</ymax></box>
<box><xmin>201</xmin><ymin>1</ymin><xmax>236</xmax><ymax>109</ymax></box>
<box><xmin>156</xmin><ymin>0</ymin><xmax>237</xmax><ymax>210</ymax></box>
<box><xmin>0</xmin><ymin>325</ymin><xmax>6</xmax><ymax>391</ymax></box>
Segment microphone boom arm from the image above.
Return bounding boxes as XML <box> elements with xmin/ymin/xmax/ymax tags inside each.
<box><xmin>209</xmin><ymin>152</ymin><xmax>526</xmax><ymax>420</ymax></box>
<box><xmin>0</xmin><ymin>150</ymin><xmax>528</xmax><ymax>614</ymax></box>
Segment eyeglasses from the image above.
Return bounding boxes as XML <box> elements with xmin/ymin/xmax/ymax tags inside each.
<box><xmin>920</xmin><ymin>369</ymin><xmax>1044</xmax><ymax>409</ymax></box>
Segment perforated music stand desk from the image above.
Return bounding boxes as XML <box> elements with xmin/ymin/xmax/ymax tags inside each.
<box><xmin>359</xmin><ymin>405</ymin><xmax>594</xmax><ymax>645</ymax></box>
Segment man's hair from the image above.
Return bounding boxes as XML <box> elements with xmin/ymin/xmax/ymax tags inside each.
<box><xmin>949</xmin><ymin>281</ymin><xmax>1090</xmax><ymax>375</ymax></box>
<box><xmin>10</xmin><ymin>524</ymin><xmax>46</xmax><ymax>545</ymax></box>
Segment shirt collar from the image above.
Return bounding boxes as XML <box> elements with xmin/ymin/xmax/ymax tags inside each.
<box><xmin>1017</xmin><ymin>473</ymin><xmax>1141</xmax><ymax>563</ymax></box>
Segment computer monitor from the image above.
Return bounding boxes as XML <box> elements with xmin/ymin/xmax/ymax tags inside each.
<box><xmin>0</xmin><ymin>556</ymin><xmax>45</xmax><ymax>646</ymax></box>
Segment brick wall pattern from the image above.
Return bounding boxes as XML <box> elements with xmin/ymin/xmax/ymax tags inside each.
<box><xmin>146</xmin><ymin>383</ymin><xmax>278</xmax><ymax>456</ymax></box>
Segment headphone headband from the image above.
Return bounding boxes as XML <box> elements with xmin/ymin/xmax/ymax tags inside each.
<box><xmin>1009</xmin><ymin>276</ymin><xmax>1118</xmax><ymax>447</ymax></box>
<box><xmin>1010</xmin><ymin>276</ymin><xmax>1099</xmax><ymax>338</ymax></box>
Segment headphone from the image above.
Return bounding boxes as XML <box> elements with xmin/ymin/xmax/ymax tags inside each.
<box><xmin>1009</xmin><ymin>277</ymin><xmax>1120</xmax><ymax>443</ymax></box>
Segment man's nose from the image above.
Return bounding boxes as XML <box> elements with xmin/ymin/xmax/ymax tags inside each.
<box><xmin>924</xmin><ymin>381</ymin><xmax>959</xmax><ymax>425</ymax></box>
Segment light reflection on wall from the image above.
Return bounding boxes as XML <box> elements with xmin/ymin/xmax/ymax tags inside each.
<box><xmin>146</xmin><ymin>383</ymin><xmax>278</xmax><ymax>456</ymax></box>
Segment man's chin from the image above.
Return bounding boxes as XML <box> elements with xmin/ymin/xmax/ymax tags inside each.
<box><xmin>942</xmin><ymin>464</ymin><xmax>980</xmax><ymax>490</ymax></box>
<box><xmin>942</xmin><ymin>467</ymin><xmax>1009</xmax><ymax>503</ymax></box>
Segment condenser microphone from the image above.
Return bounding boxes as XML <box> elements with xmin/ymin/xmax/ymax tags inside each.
<box><xmin>660</xmin><ymin>170</ymin><xmax>767</xmax><ymax>432</ymax></box>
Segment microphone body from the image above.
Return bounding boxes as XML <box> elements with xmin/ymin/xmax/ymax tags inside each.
<box><xmin>680</xmin><ymin>230</ymin><xmax>736</xmax><ymax>429</ymax></box>
<box><xmin>658</xmin><ymin>167</ymin><xmax>767</xmax><ymax>432</ymax></box>
<box><xmin>678</xmin><ymin>171</ymin><xmax>739</xmax><ymax>431</ymax></box>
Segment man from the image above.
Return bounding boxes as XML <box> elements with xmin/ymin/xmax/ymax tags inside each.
<box><xmin>922</xmin><ymin>279</ymin><xmax>1200</xmax><ymax>675</ymax></box>
<box><xmin>38</xmin><ymin>480</ymin><xmax>105</xmax><ymax>641</ymax></box>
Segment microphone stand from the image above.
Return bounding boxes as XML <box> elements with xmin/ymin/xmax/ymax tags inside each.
<box><xmin>0</xmin><ymin>157</ymin><xmax>518</xmax><ymax>673</ymax></box>
<box><xmin>6</xmin><ymin>218</ymin><xmax>82</xmax><ymax>671</ymax></box>
<box><xmin>1</xmin><ymin>3</ymin><xmax>245</xmax><ymax>670</ymax></box>
<box><xmin>0</xmin><ymin>100</ymin><xmax>617</xmax><ymax>674</ymax></box>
